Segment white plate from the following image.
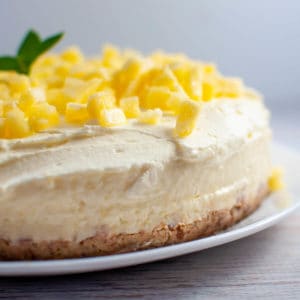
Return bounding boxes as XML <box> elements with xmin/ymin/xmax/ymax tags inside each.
<box><xmin>0</xmin><ymin>142</ymin><xmax>299</xmax><ymax>276</ymax></box>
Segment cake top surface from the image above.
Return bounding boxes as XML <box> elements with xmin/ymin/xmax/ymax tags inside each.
<box><xmin>0</xmin><ymin>32</ymin><xmax>261</xmax><ymax>140</ymax></box>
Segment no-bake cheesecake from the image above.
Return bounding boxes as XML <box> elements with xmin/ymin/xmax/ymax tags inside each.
<box><xmin>0</xmin><ymin>44</ymin><xmax>272</xmax><ymax>259</ymax></box>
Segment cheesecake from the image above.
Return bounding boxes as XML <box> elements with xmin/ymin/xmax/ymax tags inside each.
<box><xmin>0</xmin><ymin>46</ymin><xmax>272</xmax><ymax>259</ymax></box>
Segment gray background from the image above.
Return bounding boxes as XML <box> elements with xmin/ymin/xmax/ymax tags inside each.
<box><xmin>0</xmin><ymin>0</ymin><xmax>299</xmax><ymax>148</ymax></box>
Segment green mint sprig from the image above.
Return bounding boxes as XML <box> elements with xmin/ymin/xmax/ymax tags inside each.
<box><xmin>0</xmin><ymin>30</ymin><xmax>64</xmax><ymax>75</ymax></box>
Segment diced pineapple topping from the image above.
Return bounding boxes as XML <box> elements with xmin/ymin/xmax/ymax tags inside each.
<box><xmin>65</xmin><ymin>103</ymin><xmax>89</xmax><ymax>124</ymax></box>
<box><xmin>175</xmin><ymin>100</ymin><xmax>201</xmax><ymax>138</ymax></box>
<box><xmin>202</xmin><ymin>80</ymin><xmax>216</xmax><ymax>102</ymax></box>
<box><xmin>120</xmin><ymin>96</ymin><xmax>140</xmax><ymax>118</ymax></box>
<box><xmin>61</xmin><ymin>47</ymin><xmax>84</xmax><ymax>64</ymax></box>
<box><xmin>98</xmin><ymin>108</ymin><xmax>126</xmax><ymax>127</ymax></box>
<box><xmin>28</xmin><ymin>102</ymin><xmax>59</xmax><ymax>132</ymax></box>
<box><xmin>268</xmin><ymin>168</ymin><xmax>284</xmax><ymax>191</ymax></box>
<box><xmin>5</xmin><ymin>108</ymin><xmax>31</xmax><ymax>138</ymax></box>
<box><xmin>144</xmin><ymin>87</ymin><xmax>181</xmax><ymax>113</ymax></box>
<box><xmin>0</xmin><ymin>45</ymin><xmax>258</xmax><ymax>139</ymax></box>
<box><xmin>87</xmin><ymin>90</ymin><xmax>116</xmax><ymax>118</ymax></box>
<box><xmin>139</xmin><ymin>108</ymin><xmax>162</xmax><ymax>125</ymax></box>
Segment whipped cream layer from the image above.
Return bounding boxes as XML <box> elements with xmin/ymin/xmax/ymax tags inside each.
<box><xmin>0</xmin><ymin>98</ymin><xmax>271</xmax><ymax>242</ymax></box>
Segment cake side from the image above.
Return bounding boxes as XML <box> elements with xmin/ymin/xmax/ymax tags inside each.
<box><xmin>0</xmin><ymin>184</ymin><xmax>268</xmax><ymax>260</ymax></box>
<box><xmin>0</xmin><ymin>99</ymin><xmax>271</xmax><ymax>245</ymax></box>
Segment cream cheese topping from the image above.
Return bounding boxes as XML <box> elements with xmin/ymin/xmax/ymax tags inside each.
<box><xmin>0</xmin><ymin>98</ymin><xmax>272</xmax><ymax>242</ymax></box>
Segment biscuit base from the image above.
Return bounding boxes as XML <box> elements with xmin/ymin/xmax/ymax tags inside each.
<box><xmin>0</xmin><ymin>186</ymin><xmax>269</xmax><ymax>260</ymax></box>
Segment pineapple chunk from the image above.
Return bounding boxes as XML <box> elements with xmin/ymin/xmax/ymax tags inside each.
<box><xmin>3</xmin><ymin>101</ymin><xmax>18</xmax><ymax>115</ymax></box>
<box><xmin>29</xmin><ymin>102</ymin><xmax>59</xmax><ymax>132</ymax></box>
<box><xmin>152</xmin><ymin>66</ymin><xmax>185</xmax><ymax>95</ymax></box>
<box><xmin>18</xmin><ymin>87</ymin><xmax>46</xmax><ymax>115</ymax></box>
<box><xmin>65</xmin><ymin>103</ymin><xmax>89</xmax><ymax>124</ymax></box>
<box><xmin>202</xmin><ymin>80</ymin><xmax>215</xmax><ymax>101</ymax></box>
<box><xmin>217</xmin><ymin>77</ymin><xmax>244</xmax><ymax>98</ymax></box>
<box><xmin>98</xmin><ymin>108</ymin><xmax>126</xmax><ymax>127</ymax></box>
<box><xmin>175</xmin><ymin>100</ymin><xmax>201</xmax><ymax>137</ymax></box>
<box><xmin>139</xmin><ymin>108</ymin><xmax>162</xmax><ymax>125</ymax></box>
<box><xmin>7</xmin><ymin>74</ymin><xmax>31</xmax><ymax>95</ymax></box>
<box><xmin>47</xmin><ymin>88</ymin><xmax>68</xmax><ymax>113</ymax></box>
<box><xmin>144</xmin><ymin>86</ymin><xmax>181</xmax><ymax>113</ymax></box>
<box><xmin>63</xmin><ymin>77</ymin><xmax>102</xmax><ymax>103</ymax></box>
<box><xmin>203</xmin><ymin>64</ymin><xmax>216</xmax><ymax>74</ymax></box>
<box><xmin>113</xmin><ymin>58</ymin><xmax>144</xmax><ymax>98</ymax></box>
<box><xmin>268</xmin><ymin>168</ymin><xmax>284</xmax><ymax>191</ymax></box>
<box><xmin>87</xmin><ymin>90</ymin><xmax>116</xmax><ymax>118</ymax></box>
<box><xmin>61</xmin><ymin>46</ymin><xmax>84</xmax><ymax>64</ymax></box>
<box><xmin>0</xmin><ymin>118</ymin><xmax>6</xmax><ymax>138</ymax></box>
<box><xmin>54</xmin><ymin>62</ymin><xmax>72</xmax><ymax>77</ymax></box>
<box><xmin>120</xmin><ymin>96</ymin><xmax>140</xmax><ymax>118</ymax></box>
<box><xmin>0</xmin><ymin>100</ymin><xmax>3</xmax><ymax>117</ymax></box>
<box><xmin>5</xmin><ymin>108</ymin><xmax>31</xmax><ymax>138</ymax></box>
<box><xmin>0</xmin><ymin>83</ymin><xmax>11</xmax><ymax>100</ymax></box>
<box><xmin>172</xmin><ymin>64</ymin><xmax>202</xmax><ymax>101</ymax></box>
<box><xmin>102</xmin><ymin>44</ymin><xmax>122</xmax><ymax>69</ymax></box>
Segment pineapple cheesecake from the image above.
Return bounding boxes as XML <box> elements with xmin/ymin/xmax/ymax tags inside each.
<box><xmin>0</xmin><ymin>44</ymin><xmax>273</xmax><ymax>260</ymax></box>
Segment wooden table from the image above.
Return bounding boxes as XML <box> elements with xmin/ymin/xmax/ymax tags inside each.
<box><xmin>0</xmin><ymin>208</ymin><xmax>299</xmax><ymax>299</ymax></box>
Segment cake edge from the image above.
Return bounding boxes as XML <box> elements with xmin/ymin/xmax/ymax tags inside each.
<box><xmin>0</xmin><ymin>185</ymin><xmax>269</xmax><ymax>260</ymax></box>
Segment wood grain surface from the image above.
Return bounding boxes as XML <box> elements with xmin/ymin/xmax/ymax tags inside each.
<box><xmin>0</xmin><ymin>208</ymin><xmax>299</xmax><ymax>299</ymax></box>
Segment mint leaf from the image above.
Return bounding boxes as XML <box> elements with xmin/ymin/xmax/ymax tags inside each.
<box><xmin>17</xmin><ymin>30</ymin><xmax>41</xmax><ymax>61</ymax></box>
<box><xmin>0</xmin><ymin>56</ymin><xmax>20</xmax><ymax>72</ymax></box>
<box><xmin>0</xmin><ymin>30</ymin><xmax>64</xmax><ymax>74</ymax></box>
<box><xmin>39</xmin><ymin>32</ymin><xmax>64</xmax><ymax>54</ymax></box>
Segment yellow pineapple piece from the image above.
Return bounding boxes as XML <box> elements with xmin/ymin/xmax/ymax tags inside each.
<box><xmin>268</xmin><ymin>168</ymin><xmax>284</xmax><ymax>191</ymax></box>
<box><xmin>120</xmin><ymin>96</ymin><xmax>140</xmax><ymax>118</ymax></box>
<box><xmin>61</xmin><ymin>47</ymin><xmax>84</xmax><ymax>64</ymax></box>
<box><xmin>5</xmin><ymin>107</ymin><xmax>31</xmax><ymax>138</ymax></box>
<box><xmin>44</xmin><ymin>75</ymin><xmax>65</xmax><ymax>89</ymax></box>
<box><xmin>29</xmin><ymin>102</ymin><xmax>59</xmax><ymax>132</ymax></box>
<box><xmin>30</xmin><ymin>87</ymin><xmax>46</xmax><ymax>102</ymax></box>
<box><xmin>0</xmin><ymin>83</ymin><xmax>11</xmax><ymax>100</ymax></box>
<box><xmin>113</xmin><ymin>58</ymin><xmax>144</xmax><ymax>98</ymax></box>
<box><xmin>203</xmin><ymin>64</ymin><xmax>216</xmax><ymax>74</ymax></box>
<box><xmin>217</xmin><ymin>77</ymin><xmax>244</xmax><ymax>98</ymax></box>
<box><xmin>0</xmin><ymin>100</ymin><xmax>3</xmax><ymax>117</ymax></box>
<box><xmin>63</xmin><ymin>77</ymin><xmax>102</xmax><ymax>103</ymax></box>
<box><xmin>144</xmin><ymin>86</ymin><xmax>181</xmax><ymax>113</ymax></box>
<box><xmin>87</xmin><ymin>90</ymin><xmax>116</xmax><ymax>118</ymax></box>
<box><xmin>32</xmin><ymin>54</ymin><xmax>60</xmax><ymax>69</ymax></box>
<box><xmin>0</xmin><ymin>118</ymin><xmax>6</xmax><ymax>138</ymax></box>
<box><xmin>18</xmin><ymin>93</ymin><xmax>35</xmax><ymax>115</ymax></box>
<box><xmin>151</xmin><ymin>51</ymin><xmax>188</xmax><ymax>66</ymax></box>
<box><xmin>172</xmin><ymin>64</ymin><xmax>202</xmax><ymax>101</ymax></box>
<box><xmin>65</xmin><ymin>103</ymin><xmax>89</xmax><ymax>124</ymax></box>
<box><xmin>202</xmin><ymin>80</ymin><xmax>216</xmax><ymax>101</ymax></box>
<box><xmin>139</xmin><ymin>108</ymin><xmax>162</xmax><ymax>125</ymax></box>
<box><xmin>98</xmin><ymin>108</ymin><xmax>126</xmax><ymax>127</ymax></box>
<box><xmin>152</xmin><ymin>66</ymin><xmax>186</xmax><ymax>95</ymax></box>
<box><xmin>69</xmin><ymin>63</ymin><xmax>110</xmax><ymax>81</ymax></box>
<box><xmin>47</xmin><ymin>88</ymin><xmax>68</xmax><ymax>113</ymax></box>
<box><xmin>54</xmin><ymin>62</ymin><xmax>72</xmax><ymax>77</ymax></box>
<box><xmin>102</xmin><ymin>44</ymin><xmax>122</xmax><ymax>69</ymax></box>
<box><xmin>69</xmin><ymin>63</ymin><xmax>95</xmax><ymax>79</ymax></box>
<box><xmin>175</xmin><ymin>100</ymin><xmax>201</xmax><ymax>137</ymax></box>
<box><xmin>8</xmin><ymin>74</ymin><xmax>31</xmax><ymax>95</ymax></box>
<box><xmin>3</xmin><ymin>101</ymin><xmax>18</xmax><ymax>115</ymax></box>
<box><xmin>128</xmin><ymin>68</ymin><xmax>161</xmax><ymax>105</ymax></box>
<box><xmin>184</xmin><ymin>68</ymin><xmax>202</xmax><ymax>101</ymax></box>
<box><xmin>18</xmin><ymin>87</ymin><xmax>46</xmax><ymax>115</ymax></box>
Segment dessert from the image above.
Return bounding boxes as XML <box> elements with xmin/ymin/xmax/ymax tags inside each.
<box><xmin>0</xmin><ymin>34</ymin><xmax>272</xmax><ymax>260</ymax></box>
